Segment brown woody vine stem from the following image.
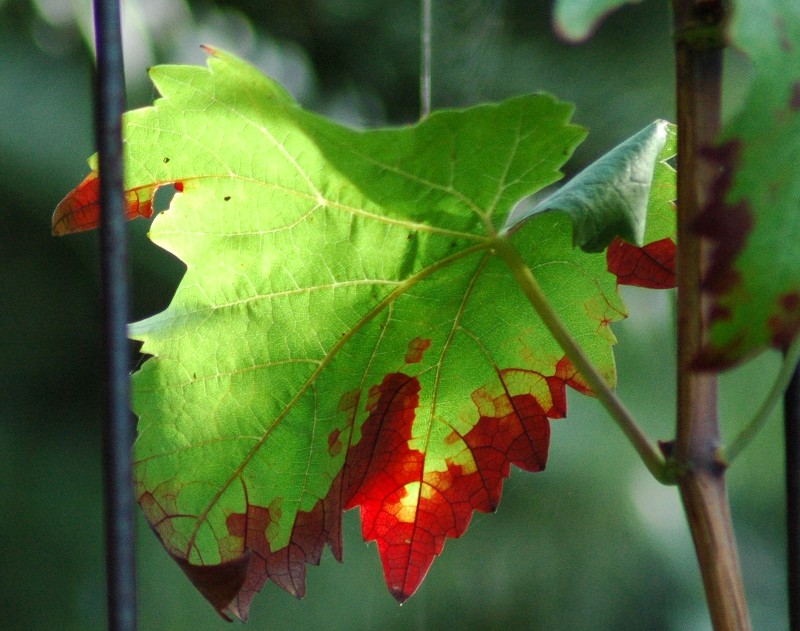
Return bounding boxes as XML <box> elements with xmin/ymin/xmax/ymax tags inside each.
<box><xmin>672</xmin><ymin>1</ymin><xmax>751</xmax><ymax>629</ymax></box>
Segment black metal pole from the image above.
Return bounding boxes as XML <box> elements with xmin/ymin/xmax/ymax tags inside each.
<box><xmin>93</xmin><ymin>1</ymin><xmax>137</xmax><ymax>629</ymax></box>
<box><xmin>786</xmin><ymin>360</ymin><xmax>800</xmax><ymax>630</ymax></box>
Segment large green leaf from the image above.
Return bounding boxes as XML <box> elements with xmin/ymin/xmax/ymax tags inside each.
<box><xmin>54</xmin><ymin>48</ymin><xmax>674</xmax><ymax>620</ymax></box>
<box><xmin>695</xmin><ymin>1</ymin><xmax>800</xmax><ymax>367</ymax></box>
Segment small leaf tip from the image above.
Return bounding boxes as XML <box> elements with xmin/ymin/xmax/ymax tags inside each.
<box><xmin>51</xmin><ymin>171</ymin><xmax>102</xmax><ymax>236</ymax></box>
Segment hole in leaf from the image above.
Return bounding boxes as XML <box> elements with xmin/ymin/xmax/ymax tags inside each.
<box><xmin>153</xmin><ymin>186</ymin><xmax>177</xmax><ymax>213</ymax></box>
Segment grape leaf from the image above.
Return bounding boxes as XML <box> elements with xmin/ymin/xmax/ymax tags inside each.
<box><xmin>53</xmin><ymin>48</ymin><xmax>674</xmax><ymax>620</ymax></box>
<box><xmin>695</xmin><ymin>1</ymin><xmax>800</xmax><ymax>368</ymax></box>
<box><xmin>553</xmin><ymin>0</ymin><xmax>643</xmax><ymax>43</ymax></box>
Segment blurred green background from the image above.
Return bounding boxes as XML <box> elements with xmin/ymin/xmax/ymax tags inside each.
<box><xmin>0</xmin><ymin>1</ymin><xmax>786</xmax><ymax>629</ymax></box>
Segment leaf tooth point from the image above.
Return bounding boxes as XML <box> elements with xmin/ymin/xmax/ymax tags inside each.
<box><xmin>391</xmin><ymin>587</ymin><xmax>410</xmax><ymax>604</ymax></box>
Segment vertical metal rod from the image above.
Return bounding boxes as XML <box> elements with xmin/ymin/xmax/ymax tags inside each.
<box><xmin>93</xmin><ymin>0</ymin><xmax>137</xmax><ymax>629</ymax></box>
<box><xmin>786</xmin><ymin>361</ymin><xmax>800</xmax><ymax>630</ymax></box>
<box><xmin>420</xmin><ymin>0</ymin><xmax>432</xmax><ymax>118</ymax></box>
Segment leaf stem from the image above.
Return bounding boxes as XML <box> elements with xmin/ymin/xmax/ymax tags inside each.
<box><xmin>493</xmin><ymin>237</ymin><xmax>673</xmax><ymax>484</ymax></box>
<box><xmin>419</xmin><ymin>0</ymin><xmax>432</xmax><ymax>119</ymax></box>
<box><xmin>726</xmin><ymin>337</ymin><xmax>800</xmax><ymax>461</ymax></box>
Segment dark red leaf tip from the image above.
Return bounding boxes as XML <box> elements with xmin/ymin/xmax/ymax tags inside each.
<box><xmin>172</xmin><ymin>552</ymin><xmax>252</xmax><ymax>622</ymax></box>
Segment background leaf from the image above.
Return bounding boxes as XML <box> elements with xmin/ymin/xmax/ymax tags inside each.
<box><xmin>553</xmin><ymin>0</ymin><xmax>644</xmax><ymax>43</ymax></box>
<box><xmin>695</xmin><ymin>0</ymin><xmax>800</xmax><ymax>368</ymax></box>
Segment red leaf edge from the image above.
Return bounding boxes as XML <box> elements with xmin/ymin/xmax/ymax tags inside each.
<box><xmin>51</xmin><ymin>171</ymin><xmax>159</xmax><ymax>236</ymax></box>
<box><xmin>341</xmin><ymin>355</ymin><xmax>583</xmax><ymax>603</ymax></box>
<box><xmin>138</xmin><ymin>354</ymin><xmax>587</xmax><ymax>618</ymax></box>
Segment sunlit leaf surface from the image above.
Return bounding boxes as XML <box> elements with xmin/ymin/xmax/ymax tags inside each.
<box><xmin>54</xmin><ymin>48</ymin><xmax>674</xmax><ymax>620</ymax></box>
